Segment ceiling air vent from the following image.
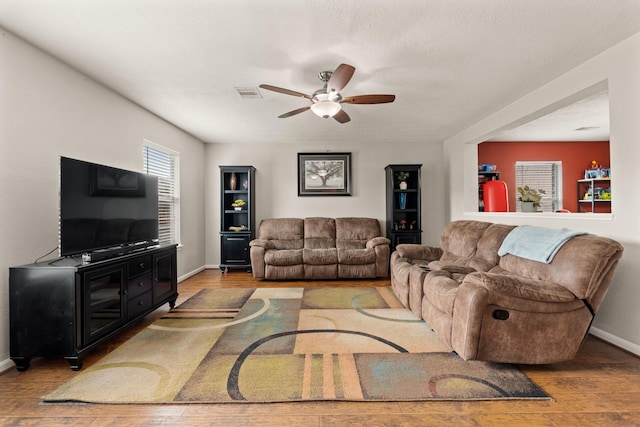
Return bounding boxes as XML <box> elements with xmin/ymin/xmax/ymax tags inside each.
<box><xmin>235</xmin><ymin>87</ymin><xmax>262</xmax><ymax>99</ymax></box>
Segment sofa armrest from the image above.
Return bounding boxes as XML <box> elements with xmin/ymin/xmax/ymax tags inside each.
<box><xmin>395</xmin><ymin>244</ymin><xmax>442</xmax><ymax>262</ymax></box>
<box><xmin>249</xmin><ymin>245</ymin><xmax>266</xmax><ymax>279</ymax></box>
<box><xmin>366</xmin><ymin>236</ymin><xmax>391</xmax><ymax>248</ymax></box>
<box><xmin>436</xmin><ymin>264</ymin><xmax>477</xmax><ymax>275</ymax></box>
<box><xmin>249</xmin><ymin>239</ymin><xmax>275</xmax><ymax>249</ymax></box>
<box><xmin>463</xmin><ymin>272</ymin><xmax>577</xmax><ymax>303</ymax></box>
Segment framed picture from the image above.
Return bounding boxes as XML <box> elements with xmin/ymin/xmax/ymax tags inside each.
<box><xmin>297</xmin><ymin>152</ymin><xmax>352</xmax><ymax>196</ymax></box>
<box><xmin>89</xmin><ymin>164</ymin><xmax>146</xmax><ymax>197</ymax></box>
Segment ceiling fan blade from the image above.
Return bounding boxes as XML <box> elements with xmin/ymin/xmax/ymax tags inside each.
<box><xmin>342</xmin><ymin>94</ymin><xmax>396</xmax><ymax>104</ymax></box>
<box><xmin>278</xmin><ymin>106</ymin><xmax>311</xmax><ymax>118</ymax></box>
<box><xmin>333</xmin><ymin>109</ymin><xmax>351</xmax><ymax>124</ymax></box>
<box><xmin>259</xmin><ymin>84</ymin><xmax>312</xmax><ymax>99</ymax></box>
<box><xmin>327</xmin><ymin>64</ymin><xmax>356</xmax><ymax>93</ymax></box>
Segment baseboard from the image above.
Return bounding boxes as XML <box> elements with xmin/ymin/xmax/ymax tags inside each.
<box><xmin>590</xmin><ymin>326</ymin><xmax>640</xmax><ymax>357</ymax></box>
<box><xmin>178</xmin><ymin>265</ymin><xmax>207</xmax><ymax>283</ymax></box>
<box><xmin>204</xmin><ymin>263</ymin><xmax>220</xmax><ymax>270</ymax></box>
<box><xmin>0</xmin><ymin>358</ymin><xmax>15</xmax><ymax>374</ymax></box>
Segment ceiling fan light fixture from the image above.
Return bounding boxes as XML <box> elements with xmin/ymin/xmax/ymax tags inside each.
<box><xmin>311</xmin><ymin>100</ymin><xmax>341</xmax><ymax>118</ymax></box>
<box><xmin>260</xmin><ymin>64</ymin><xmax>395</xmax><ymax>123</ymax></box>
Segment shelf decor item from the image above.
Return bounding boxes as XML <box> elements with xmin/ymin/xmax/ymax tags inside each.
<box><xmin>231</xmin><ymin>199</ymin><xmax>246</xmax><ymax>211</ymax></box>
<box><xmin>585</xmin><ymin>168</ymin><xmax>611</xmax><ymax>179</ymax></box>
<box><xmin>517</xmin><ymin>185</ymin><xmax>545</xmax><ymax>210</ymax></box>
<box><xmin>229</xmin><ymin>172</ymin><xmax>237</xmax><ymax>190</ymax></box>
<box><xmin>396</xmin><ymin>171</ymin><xmax>409</xmax><ymax>189</ymax></box>
<box><xmin>399</xmin><ymin>192</ymin><xmax>407</xmax><ymax>209</ymax></box>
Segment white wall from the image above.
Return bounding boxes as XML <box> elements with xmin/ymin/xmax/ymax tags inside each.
<box><xmin>0</xmin><ymin>30</ymin><xmax>206</xmax><ymax>370</ymax></box>
<box><xmin>444</xmin><ymin>32</ymin><xmax>640</xmax><ymax>355</ymax></box>
<box><xmin>204</xmin><ymin>141</ymin><xmax>446</xmax><ymax>267</ymax></box>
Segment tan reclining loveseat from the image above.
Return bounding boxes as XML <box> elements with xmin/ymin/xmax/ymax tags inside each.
<box><xmin>391</xmin><ymin>220</ymin><xmax>623</xmax><ymax>364</ymax></box>
<box><xmin>250</xmin><ymin>217</ymin><xmax>390</xmax><ymax>280</ymax></box>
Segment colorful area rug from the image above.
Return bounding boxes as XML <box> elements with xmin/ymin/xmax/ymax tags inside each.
<box><xmin>44</xmin><ymin>287</ymin><xmax>549</xmax><ymax>403</ymax></box>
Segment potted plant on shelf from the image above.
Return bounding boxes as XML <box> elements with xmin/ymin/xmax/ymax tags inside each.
<box><xmin>517</xmin><ymin>185</ymin><xmax>545</xmax><ymax>212</ymax></box>
<box><xmin>231</xmin><ymin>199</ymin><xmax>246</xmax><ymax>211</ymax></box>
<box><xmin>396</xmin><ymin>171</ymin><xmax>410</xmax><ymax>189</ymax></box>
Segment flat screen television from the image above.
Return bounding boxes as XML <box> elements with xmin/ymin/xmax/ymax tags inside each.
<box><xmin>59</xmin><ymin>156</ymin><xmax>159</xmax><ymax>257</ymax></box>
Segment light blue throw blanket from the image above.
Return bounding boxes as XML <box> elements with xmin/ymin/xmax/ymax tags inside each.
<box><xmin>498</xmin><ymin>225</ymin><xmax>586</xmax><ymax>264</ymax></box>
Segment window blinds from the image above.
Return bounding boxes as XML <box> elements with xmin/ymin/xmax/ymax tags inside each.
<box><xmin>143</xmin><ymin>145</ymin><xmax>178</xmax><ymax>245</ymax></box>
<box><xmin>515</xmin><ymin>161</ymin><xmax>562</xmax><ymax>212</ymax></box>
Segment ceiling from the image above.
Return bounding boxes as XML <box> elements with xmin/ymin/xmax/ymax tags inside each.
<box><xmin>490</xmin><ymin>88</ymin><xmax>610</xmax><ymax>142</ymax></box>
<box><xmin>2</xmin><ymin>0</ymin><xmax>640</xmax><ymax>145</ymax></box>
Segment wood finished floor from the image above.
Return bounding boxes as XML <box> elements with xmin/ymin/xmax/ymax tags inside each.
<box><xmin>2</xmin><ymin>269</ymin><xmax>640</xmax><ymax>426</ymax></box>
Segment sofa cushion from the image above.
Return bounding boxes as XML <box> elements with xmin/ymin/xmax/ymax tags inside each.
<box><xmin>265</xmin><ymin>264</ymin><xmax>305</xmax><ymax>280</ymax></box>
<box><xmin>423</xmin><ymin>270</ymin><xmax>460</xmax><ymax>316</ymax></box>
<box><xmin>339</xmin><ymin>263</ymin><xmax>376</xmax><ymax>278</ymax></box>
<box><xmin>473</xmin><ymin>223</ymin><xmax>516</xmax><ymax>268</ymax></box>
<box><xmin>303</xmin><ymin>248</ymin><xmax>338</xmax><ymax>265</ymax></box>
<box><xmin>439</xmin><ymin>220</ymin><xmax>492</xmax><ymax>258</ymax></box>
<box><xmin>428</xmin><ymin>221</ymin><xmax>511</xmax><ymax>272</ymax></box>
<box><xmin>258</xmin><ymin>218</ymin><xmax>304</xmax><ymax>250</ymax></box>
<box><xmin>338</xmin><ymin>248</ymin><xmax>377</xmax><ymax>265</ymax></box>
<box><xmin>264</xmin><ymin>249</ymin><xmax>303</xmax><ymax>266</ymax></box>
<box><xmin>335</xmin><ymin>217</ymin><xmax>381</xmax><ymax>249</ymax></box>
<box><xmin>304</xmin><ymin>217</ymin><xmax>336</xmax><ymax>249</ymax></box>
<box><xmin>305</xmin><ymin>264</ymin><xmax>337</xmax><ymax>279</ymax></box>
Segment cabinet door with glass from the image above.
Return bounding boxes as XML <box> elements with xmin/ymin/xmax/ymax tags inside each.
<box><xmin>152</xmin><ymin>247</ymin><xmax>178</xmax><ymax>305</ymax></box>
<box><xmin>81</xmin><ymin>264</ymin><xmax>126</xmax><ymax>347</ymax></box>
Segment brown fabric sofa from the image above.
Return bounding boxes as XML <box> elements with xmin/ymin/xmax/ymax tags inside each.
<box><xmin>250</xmin><ymin>217</ymin><xmax>390</xmax><ymax>280</ymax></box>
<box><xmin>390</xmin><ymin>220</ymin><xmax>624</xmax><ymax>364</ymax></box>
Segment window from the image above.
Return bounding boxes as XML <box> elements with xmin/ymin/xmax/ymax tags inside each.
<box><xmin>515</xmin><ymin>161</ymin><xmax>562</xmax><ymax>212</ymax></box>
<box><xmin>143</xmin><ymin>141</ymin><xmax>180</xmax><ymax>245</ymax></box>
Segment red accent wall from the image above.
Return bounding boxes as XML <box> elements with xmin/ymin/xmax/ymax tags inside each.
<box><xmin>478</xmin><ymin>141</ymin><xmax>610</xmax><ymax>213</ymax></box>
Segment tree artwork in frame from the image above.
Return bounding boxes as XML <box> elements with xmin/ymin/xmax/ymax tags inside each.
<box><xmin>298</xmin><ymin>152</ymin><xmax>352</xmax><ymax>196</ymax></box>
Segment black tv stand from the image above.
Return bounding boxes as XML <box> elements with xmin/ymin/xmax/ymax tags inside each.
<box><xmin>9</xmin><ymin>244</ymin><xmax>177</xmax><ymax>371</ymax></box>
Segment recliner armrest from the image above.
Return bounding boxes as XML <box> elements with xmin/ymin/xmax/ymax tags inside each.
<box><xmin>395</xmin><ymin>244</ymin><xmax>442</xmax><ymax>262</ymax></box>
<box><xmin>436</xmin><ymin>264</ymin><xmax>477</xmax><ymax>275</ymax></box>
<box><xmin>366</xmin><ymin>236</ymin><xmax>391</xmax><ymax>248</ymax></box>
<box><xmin>249</xmin><ymin>239</ymin><xmax>275</xmax><ymax>249</ymax></box>
<box><xmin>463</xmin><ymin>272</ymin><xmax>577</xmax><ymax>303</ymax></box>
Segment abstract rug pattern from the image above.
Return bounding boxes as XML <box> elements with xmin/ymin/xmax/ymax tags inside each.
<box><xmin>44</xmin><ymin>287</ymin><xmax>549</xmax><ymax>403</ymax></box>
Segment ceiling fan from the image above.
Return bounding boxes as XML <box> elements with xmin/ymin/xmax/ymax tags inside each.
<box><xmin>259</xmin><ymin>64</ymin><xmax>395</xmax><ymax>124</ymax></box>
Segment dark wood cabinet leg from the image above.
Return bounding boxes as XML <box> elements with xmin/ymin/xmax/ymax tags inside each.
<box><xmin>12</xmin><ymin>357</ymin><xmax>31</xmax><ymax>372</ymax></box>
<box><xmin>66</xmin><ymin>356</ymin><xmax>83</xmax><ymax>371</ymax></box>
